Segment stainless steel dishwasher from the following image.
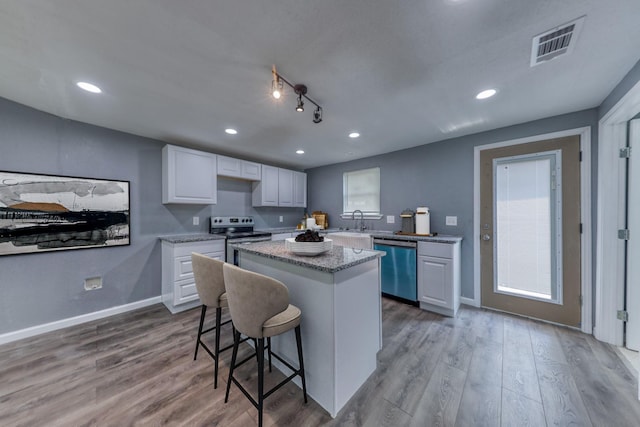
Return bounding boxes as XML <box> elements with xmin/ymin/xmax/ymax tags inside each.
<box><xmin>373</xmin><ymin>238</ymin><xmax>418</xmax><ymax>305</ymax></box>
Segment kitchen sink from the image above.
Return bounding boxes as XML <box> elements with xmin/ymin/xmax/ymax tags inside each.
<box><xmin>326</xmin><ymin>232</ymin><xmax>372</xmax><ymax>249</ymax></box>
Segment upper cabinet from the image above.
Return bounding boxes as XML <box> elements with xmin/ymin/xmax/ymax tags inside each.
<box><xmin>252</xmin><ymin>165</ymin><xmax>280</xmax><ymax>206</ymax></box>
<box><xmin>162</xmin><ymin>145</ymin><xmax>217</xmax><ymax>204</ymax></box>
<box><xmin>217</xmin><ymin>155</ymin><xmax>262</xmax><ymax>181</ymax></box>
<box><xmin>162</xmin><ymin>144</ymin><xmax>304</xmax><ymax>207</ymax></box>
<box><xmin>252</xmin><ymin>166</ymin><xmax>307</xmax><ymax>208</ymax></box>
<box><xmin>278</xmin><ymin>168</ymin><xmax>294</xmax><ymax>206</ymax></box>
<box><xmin>293</xmin><ymin>171</ymin><xmax>307</xmax><ymax>207</ymax></box>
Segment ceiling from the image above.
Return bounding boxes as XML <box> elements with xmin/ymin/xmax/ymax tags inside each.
<box><xmin>1</xmin><ymin>1</ymin><xmax>639</xmax><ymax>169</ymax></box>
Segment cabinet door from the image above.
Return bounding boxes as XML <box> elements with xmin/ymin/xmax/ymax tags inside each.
<box><xmin>241</xmin><ymin>161</ymin><xmax>262</xmax><ymax>180</ymax></box>
<box><xmin>217</xmin><ymin>155</ymin><xmax>242</xmax><ymax>178</ymax></box>
<box><xmin>417</xmin><ymin>255</ymin><xmax>453</xmax><ymax>308</ymax></box>
<box><xmin>163</xmin><ymin>145</ymin><xmax>217</xmax><ymax>204</ymax></box>
<box><xmin>278</xmin><ymin>168</ymin><xmax>294</xmax><ymax>206</ymax></box>
<box><xmin>252</xmin><ymin>165</ymin><xmax>279</xmax><ymax>206</ymax></box>
<box><xmin>293</xmin><ymin>171</ymin><xmax>307</xmax><ymax>207</ymax></box>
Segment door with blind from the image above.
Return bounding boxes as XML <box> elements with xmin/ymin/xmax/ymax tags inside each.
<box><xmin>480</xmin><ymin>136</ymin><xmax>582</xmax><ymax>327</ymax></box>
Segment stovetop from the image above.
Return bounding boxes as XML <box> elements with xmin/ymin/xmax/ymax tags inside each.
<box><xmin>210</xmin><ymin>216</ymin><xmax>271</xmax><ymax>239</ymax></box>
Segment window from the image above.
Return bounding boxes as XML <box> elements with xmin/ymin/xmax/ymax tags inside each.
<box><xmin>342</xmin><ymin>167</ymin><xmax>381</xmax><ymax>217</ymax></box>
<box><xmin>493</xmin><ymin>150</ymin><xmax>563</xmax><ymax>304</ymax></box>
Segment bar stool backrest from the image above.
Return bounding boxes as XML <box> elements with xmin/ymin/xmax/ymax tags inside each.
<box><xmin>191</xmin><ymin>253</ymin><xmax>226</xmax><ymax>308</ymax></box>
<box><xmin>222</xmin><ymin>263</ymin><xmax>289</xmax><ymax>339</ymax></box>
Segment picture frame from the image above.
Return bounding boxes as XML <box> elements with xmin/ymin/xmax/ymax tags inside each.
<box><xmin>0</xmin><ymin>170</ymin><xmax>130</xmax><ymax>256</ymax></box>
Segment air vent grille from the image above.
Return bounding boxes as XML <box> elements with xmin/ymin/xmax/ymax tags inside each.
<box><xmin>531</xmin><ymin>16</ymin><xmax>585</xmax><ymax>67</ymax></box>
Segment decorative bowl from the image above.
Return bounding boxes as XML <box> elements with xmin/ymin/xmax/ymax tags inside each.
<box><xmin>285</xmin><ymin>238</ymin><xmax>333</xmax><ymax>256</ymax></box>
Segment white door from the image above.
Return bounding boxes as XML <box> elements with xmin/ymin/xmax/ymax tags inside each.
<box><xmin>626</xmin><ymin>119</ymin><xmax>640</xmax><ymax>352</ymax></box>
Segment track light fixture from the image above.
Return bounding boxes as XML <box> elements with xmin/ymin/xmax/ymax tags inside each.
<box><xmin>271</xmin><ymin>65</ymin><xmax>323</xmax><ymax>123</ymax></box>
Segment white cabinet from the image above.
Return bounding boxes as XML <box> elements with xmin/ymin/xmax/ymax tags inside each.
<box><xmin>217</xmin><ymin>155</ymin><xmax>262</xmax><ymax>181</ymax></box>
<box><xmin>417</xmin><ymin>241</ymin><xmax>461</xmax><ymax>317</ymax></box>
<box><xmin>293</xmin><ymin>171</ymin><xmax>307</xmax><ymax>207</ymax></box>
<box><xmin>161</xmin><ymin>239</ymin><xmax>225</xmax><ymax>314</ymax></box>
<box><xmin>162</xmin><ymin>144</ymin><xmax>217</xmax><ymax>204</ymax></box>
<box><xmin>252</xmin><ymin>166</ymin><xmax>306</xmax><ymax>207</ymax></box>
<box><xmin>278</xmin><ymin>168</ymin><xmax>294</xmax><ymax>206</ymax></box>
<box><xmin>252</xmin><ymin>165</ymin><xmax>279</xmax><ymax>206</ymax></box>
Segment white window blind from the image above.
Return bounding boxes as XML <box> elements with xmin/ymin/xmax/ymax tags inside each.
<box><xmin>343</xmin><ymin>167</ymin><xmax>380</xmax><ymax>215</ymax></box>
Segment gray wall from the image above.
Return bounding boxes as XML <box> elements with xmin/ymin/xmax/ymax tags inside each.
<box><xmin>306</xmin><ymin>109</ymin><xmax>599</xmax><ymax>300</ymax></box>
<box><xmin>0</xmin><ymin>97</ymin><xmax>302</xmax><ymax>335</ymax></box>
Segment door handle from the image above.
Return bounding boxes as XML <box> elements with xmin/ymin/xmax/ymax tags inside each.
<box><xmin>482</xmin><ymin>234</ymin><xmax>491</xmax><ymax>241</ymax></box>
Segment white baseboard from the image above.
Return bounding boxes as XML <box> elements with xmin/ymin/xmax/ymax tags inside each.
<box><xmin>460</xmin><ymin>296</ymin><xmax>479</xmax><ymax>307</ymax></box>
<box><xmin>0</xmin><ymin>296</ymin><xmax>162</xmax><ymax>346</ymax></box>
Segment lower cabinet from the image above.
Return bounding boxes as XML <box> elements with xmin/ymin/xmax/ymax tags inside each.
<box><xmin>161</xmin><ymin>239</ymin><xmax>225</xmax><ymax>313</ymax></box>
<box><xmin>417</xmin><ymin>241</ymin><xmax>461</xmax><ymax>317</ymax></box>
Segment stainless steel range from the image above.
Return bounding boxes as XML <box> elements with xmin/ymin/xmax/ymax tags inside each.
<box><xmin>210</xmin><ymin>216</ymin><xmax>272</xmax><ymax>264</ymax></box>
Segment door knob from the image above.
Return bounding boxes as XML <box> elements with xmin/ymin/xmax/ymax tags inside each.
<box><xmin>482</xmin><ymin>234</ymin><xmax>491</xmax><ymax>241</ymax></box>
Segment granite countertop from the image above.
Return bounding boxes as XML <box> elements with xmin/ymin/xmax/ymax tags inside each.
<box><xmin>367</xmin><ymin>232</ymin><xmax>463</xmax><ymax>244</ymax></box>
<box><xmin>159</xmin><ymin>233</ymin><xmax>226</xmax><ymax>243</ymax></box>
<box><xmin>256</xmin><ymin>227</ymin><xmax>463</xmax><ymax>243</ymax></box>
<box><xmin>232</xmin><ymin>240</ymin><xmax>385</xmax><ymax>273</ymax></box>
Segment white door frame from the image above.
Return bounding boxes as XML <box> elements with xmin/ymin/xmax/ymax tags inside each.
<box><xmin>472</xmin><ymin>127</ymin><xmax>592</xmax><ymax>334</ymax></box>
<box><xmin>595</xmin><ymin>79</ymin><xmax>640</xmax><ymax>345</ymax></box>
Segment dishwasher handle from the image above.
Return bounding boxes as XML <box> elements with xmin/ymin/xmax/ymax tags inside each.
<box><xmin>373</xmin><ymin>238</ymin><xmax>417</xmax><ymax>248</ymax></box>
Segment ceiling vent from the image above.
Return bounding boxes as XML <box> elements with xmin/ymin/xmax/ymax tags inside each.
<box><xmin>530</xmin><ymin>16</ymin><xmax>585</xmax><ymax>67</ymax></box>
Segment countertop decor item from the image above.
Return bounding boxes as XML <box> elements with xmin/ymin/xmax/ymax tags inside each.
<box><xmin>285</xmin><ymin>237</ymin><xmax>333</xmax><ymax>256</ymax></box>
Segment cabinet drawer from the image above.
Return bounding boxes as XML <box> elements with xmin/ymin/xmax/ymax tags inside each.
<box><xmin>418</xmin><ymin>241</ymin><xmax>454</xmax><ymax>258</ymax></box>
<box><xmin>172</xmin><ymin>240</ymin><xmax>225</xmax><ymax>258</ymax></box>
<box><xmin>174</xmin><ymin>278</ymin><xmax>200</xmax><ymax>305</ymax></box>
<box><xmin>173</xmin><ymin>249</ymin><xmax>224</xmax><ymax>281</ymax></box>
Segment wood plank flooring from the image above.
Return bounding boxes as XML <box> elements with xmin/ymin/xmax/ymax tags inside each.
<box><xmin>1</xmin><ymin>298</ymin><xmax>639</xmax><ymax>426</ymax></box>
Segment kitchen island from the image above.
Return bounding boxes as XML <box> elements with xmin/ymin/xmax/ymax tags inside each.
<box><xmin>233</xmin><ymin>240</ymin><xmax>385</xmax><ymax>418</ymax></box>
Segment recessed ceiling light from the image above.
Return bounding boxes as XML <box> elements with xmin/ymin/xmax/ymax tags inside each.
<box><xmin>349</xmin><ymin>132</ymin><xmax>360</xmax><ymax>138</ymax></box>
<box><xmin>476</xmin><ymin>89</ymin><xmax>497</xmax><ymax>100</ymax></box>
<box><xmin>76</xmin><ymin>82</ymin><xmax>102</xmax><ymax>93</ymax></box>
<box><xmin>296</xmin><ymin>150</ymin><xmax>305</xmax><ymax>154</ymax></box>
<box><xmin>225</xmin><ymin>128</ymin><xmax>238</xmax><ymax>135</ymax></box>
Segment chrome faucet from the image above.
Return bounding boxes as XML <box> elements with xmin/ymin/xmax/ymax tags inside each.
<box><xmin>352</xmin><ymin>209</ymin><xmax>366</xmax><ymax>232</ymax></box>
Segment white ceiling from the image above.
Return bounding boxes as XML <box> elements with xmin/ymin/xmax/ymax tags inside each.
<box><xmin>1</xmin><ymin>1</ymin><xmax>639</xmax><ymax>169</ymax></box>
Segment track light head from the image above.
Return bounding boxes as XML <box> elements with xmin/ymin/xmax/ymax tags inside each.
<box><xmin>313</xmin><ymin>107</ymin><xmax>323</xmax><ymax>123</ymax></box>
<box><xmin>272</xmin><ymin>78</ymin><xmax>282</xmax><ymax>99</ymax></box>
<box><xmin>296</xmin><ymin>95</ymin><xmax>304</xmax><ymax>112</ymax></box>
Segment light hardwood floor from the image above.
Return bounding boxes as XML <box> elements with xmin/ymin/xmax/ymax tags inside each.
<box><xmin>1</xmin><ymin>298</ymin><xmax>639</xmax><ymax>426</ymax></box>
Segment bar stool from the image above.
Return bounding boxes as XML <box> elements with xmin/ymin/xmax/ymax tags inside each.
<box><xmin>191</xmin><ymin>252</ymin><xmax>234</xmax><ymax>389</ymax></box>
<box><xmin>222</xmin><ymin>263</ymin><xmax>307</xmax><ymax>427</ymax></box>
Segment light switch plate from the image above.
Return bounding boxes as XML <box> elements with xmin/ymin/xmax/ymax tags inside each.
<box><xmin>279</xmin><ymin>216</ymin><xmax>283</xmax><ymax>222</ymax></box>
<box><xmin>386</xmin><ymin>215</ymin><xmax>395</xmax><ymax>224</ymax></box>
<box><xmin>192</xmin><ymin>216</ymin><xmax>199</xmax><ymax>226</ymax></box>
<box><xmin>446</xmin><ymin>216</ymin><xmax>457</xmax><ymax>226</ymax></box>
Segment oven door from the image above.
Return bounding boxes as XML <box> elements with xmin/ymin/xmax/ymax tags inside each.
<box><xmin>226</xmin><ymin>236</ymin><xmax>272</xmax><ymax>265</ymax></box>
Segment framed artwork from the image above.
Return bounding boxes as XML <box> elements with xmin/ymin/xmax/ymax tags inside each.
<box><xmin>0</xmin><ymin>170</ymin><xmax>130</xmax><ymax>256</ymax></box>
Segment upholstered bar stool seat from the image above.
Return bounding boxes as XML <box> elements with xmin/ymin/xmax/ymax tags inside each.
<box><xmin>222</xmin><ymin>263</ymin><xmax>307</xmax><ymax>427</ymax></box>
<box><xmin>191</xmin><ymin>253</ymin><xmax>233</xmax><ymax>389</ymax></box>
<box><xmin>263</xmin><ymin>305</ymin><xmax>301</xmax><ymax>337</ymax></box>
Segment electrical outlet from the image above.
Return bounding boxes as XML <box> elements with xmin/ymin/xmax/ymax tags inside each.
<box><xmin>192</xmin><ymin>216</ymin><xmax>199</xmax><ymax>226</ymax></box>
<box><xmin>446</xmin><ymin>216</ymin><xmax>458</xmax><ymax>226</ymax></box>
<box><xmin>279</xmin><ymin>216</ymin><xmax>283</xmax><ymax>223</ymax></box>
<box><xmin>386</xmin><ymin>215</ymin><xmax>395</xmax><ymax>224</ymax></box>
<box><xmin>84</xmin><ymin>277</ymin><xmax>102</xmax><ymax>291</ymax></box>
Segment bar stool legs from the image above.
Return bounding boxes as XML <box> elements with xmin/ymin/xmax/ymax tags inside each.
<box><xmin>295</xmin><ymin>326</ymin><xmax>308</xmax><ymax>403</ymax></box>
<box><xmin>194</xmin><ymin>305</ymin><xmax>229</xmax><ymax>389</ymax></box>
<box><xmin>225</xmin><ymin>328</ymin><xmax>307</xmax><ymax>427</ymax></box>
